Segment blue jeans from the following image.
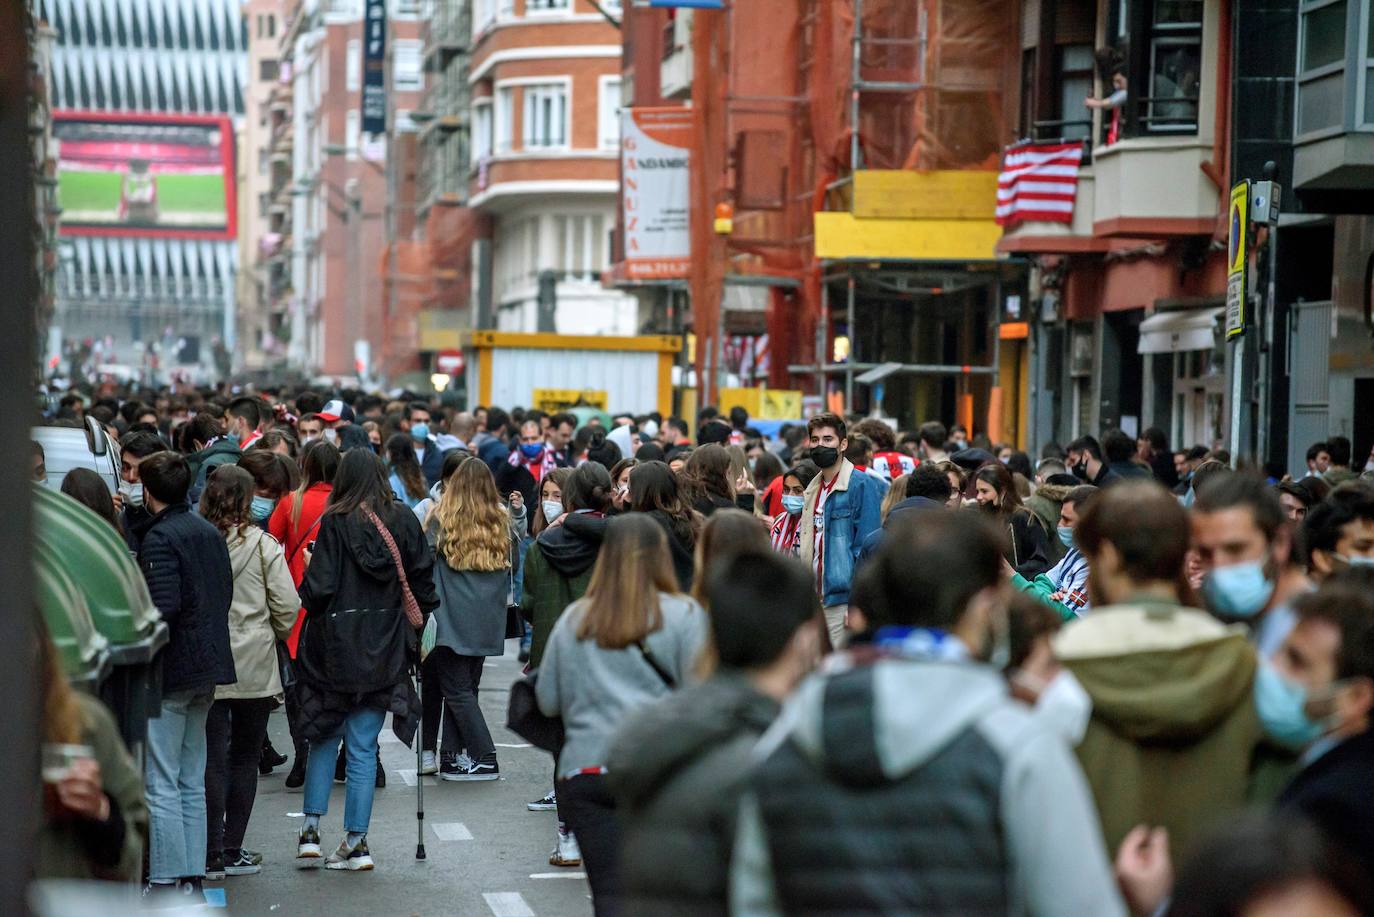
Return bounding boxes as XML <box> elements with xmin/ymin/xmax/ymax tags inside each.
<box><xmin>302</xmin><ymin>706</ymin><xmax>387</xmax><ymax>834</ymax></box>
<box><xmin>145</xmin><ymin>689</ymin><xmax>214</xmax><ymax>882</ymax></box>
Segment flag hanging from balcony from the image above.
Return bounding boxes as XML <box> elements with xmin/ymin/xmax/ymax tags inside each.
<box><xmin>995</xmin><ymin>141</ymin><xmax>1084</xmax><ymax>227</ymax></box>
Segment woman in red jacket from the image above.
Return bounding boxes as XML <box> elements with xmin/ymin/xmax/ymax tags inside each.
<box><xmin>267</xmin><ymin>440</ymin><xmax>340</xmax><ymax>786</ymax></box>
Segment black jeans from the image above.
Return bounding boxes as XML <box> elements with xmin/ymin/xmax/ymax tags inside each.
<box><xmin>420</xmin><ymin>654</ymin><xmax>460</xmax><ymax>754</ymax></box>
<box><xmin>430</xmin><ymin>647</ymin><xmax>494</xmax><ymax>762</ymax></box>
<box><xmin>560</xmin><ymin>773</ymin><xmax>621</xmax><ymax>916</ymax></box>
<box><xmin>205</xmin><ymin>697</ymin><xmax>275</xmax><ymax>853</ymax></box>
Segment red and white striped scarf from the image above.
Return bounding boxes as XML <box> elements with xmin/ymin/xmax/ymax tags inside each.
<box><xmin>770</xmin><ymin>511</ymin><xmax>802</xmax><ymax>558</ymax></box>
<box><xmin>508</xmin><ymin>445</ymin><xmax>557</xmax><ymax>484</ymax></box>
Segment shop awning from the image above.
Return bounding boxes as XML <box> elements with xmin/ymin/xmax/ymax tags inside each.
<box><xmin>1137</xmin><ymin>308</ymin><xmax>1223</xmax><ymax>354</ymax></box>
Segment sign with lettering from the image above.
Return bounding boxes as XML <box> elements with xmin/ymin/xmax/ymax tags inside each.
<box><xmin>362</xmin><ymin>0</ymin><xmax>387</xmax><ymax>135</ymax></box>
<box><xmin>622</xmin><ymin>107</ymin><xmax>692</xmax><ymax>279</ymax></box>
<box><xmin>1225</xmin><ymin>180</ymin><xmax>1249</xmax><ymax>341</ymax></box>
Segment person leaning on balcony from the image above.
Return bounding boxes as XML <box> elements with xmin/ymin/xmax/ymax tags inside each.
<box><xmin>1085</xmin><ymin>64</ymin><xmax>1128</xmax><ymax>145</ymax></box>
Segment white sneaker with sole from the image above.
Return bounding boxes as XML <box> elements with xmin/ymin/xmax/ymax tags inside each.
<box><xmin>325</xmin><ymin>836</ymin><xmax>375</xmax><ymax>871</ymax></box>
<box><xmin>419</xmin><ymin>751</ymin><xmax>438</xmax><ymax>775</ymax></box>
<box><xmin>549</xmin><ymin>830</ymin><xmax>582</xmax><ymax>867</ymax></box>
<box><xmin>296</xmin><ymin>825</ymin><xmax>323</xmax><ymax>865</ymax></box>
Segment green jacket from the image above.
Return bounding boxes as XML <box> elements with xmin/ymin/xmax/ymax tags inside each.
<box><xmin>36</xmin><ymin>693</ymin><xmax>148</xmax><ymax>882</ymax></box>
<box><xmin>523</xmin><ymin>539</ymin><xmax>595</xmax><ymax>668</ymax></box>
<box><xmin>1011</xmin><ymin>571</ymin><xmax>1075</xmax><ymax>621</ymax></box>
<box><xmin>187</xmin><ymin>438</ymin><xmax>242</xmax><ymax>499</ymax></box>
<box><xmin>1024</xmin><ymin>483</ymin><xmax>1073</xmax><ymax>566</ymax></box>
<box><xmin>1053</xmin><ymin>601</ymin><xmax>1261</xmax><ymax>861</ymax></box>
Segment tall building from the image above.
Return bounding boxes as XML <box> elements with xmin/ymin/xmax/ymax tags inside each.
<box><xmin>40</xmin><ymin>0</ymin><xmax>246</xmax><ymax>380</ymax></box>
<box><xmin>467</xmin><ymin>0</ymin><xmax>636</xmax><ymax>335</ymax></box>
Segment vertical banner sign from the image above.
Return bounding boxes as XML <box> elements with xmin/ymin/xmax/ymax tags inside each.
<box><xmin>361</xmin><ymin>0</ymin><xmax>387</xmax><ymax>135</ymax></box>
<box><xmin>1225</xmin><ymin>180</ymin><xmax>1249</xmax><ymax>340</ymax></box>
<box><xmin>622</xmin><ymin>107</ymin><xmax>693</xmax><ymax>279</ymax></box>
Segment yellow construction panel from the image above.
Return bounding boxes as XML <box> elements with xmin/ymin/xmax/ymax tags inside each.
<box><xmin>463</xmin><ymin>331</ymin><xmax>682</xmax><ymax>353</ymax></box>
<box><xmin>719</xmin><ymin>387</ymin><xmax>804</xmax><ymax>421</ymax></box>
<box><xmin>814</xmin><ymin>211</ymin><xmax>1003</xmax><ymax>261</ymax></box>
<box><xmin>853</xmin><ymin>170</ymin><xmax>1000</xmax><ymax>220</ymax></box>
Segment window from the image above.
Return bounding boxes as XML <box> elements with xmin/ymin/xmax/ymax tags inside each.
<box><xmin>392</xmin><ymin>0</ymin><xmax>424</xmax><ymax>19</ymax></box>
<box><xmin>474</xmin><ymin>0</ymin><xmax>496</xmax><ymax>31</ymax></box>
<box><xmin>346</xmin><ymin>39</ymin><xmax>361</xmax><ymax>92</ymax></box>
<box><xmin>259</xmin><ymin>58</ymin><xmax>280</xmax><ymax>81</ymax></box>
<box><xmin>522</xmin><ymin>83</ymin><xmax>569</xmax><ymax>149</ymax></box>
<box><xmin>267</xmin><ymin>14</ymin><xmax>276</xmax><ymax>37</ymax></box>
<box><xmin>1297</xmin><ymin>0</ymin><xmax>1348</xmax><ymax>134</ymax></box>
<box><xmin>554</xmin><ymin>214</ymin><xmax>607</xmax><ymax>280</ymax></box>
<box><xmin>1142</xmin><ymin>0</ymin><xmax>1202</xmax><ymax>133</ymax></box>
<box><xmin>526</xmin><ymin>0</ymin><xmax>570</xmax><ymax>12</ymax></box>
<box><xmin>392</xmin><ymin>40</ymin><xmax>424</xmax><ymax>92</ymax></box>
<box><xmin>346</xmin><ymin>109</ymin><xmax>360</xmax><ymax>159</ymax></box>
<box><xmin>473</xmin><ymin>101</ymin><xmax>493</xmax><ymax>161</ymax></box>
<box><xmin>598</xmin><ymin>77</ymin><xmax>621</xmax><ymax>149</ymax></box>
<box><xmin>495</xmin><ymin>86</ymin><xmax>515</xmax><ymax>153</ymax></box>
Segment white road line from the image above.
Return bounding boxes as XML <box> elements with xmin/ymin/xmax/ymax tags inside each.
<box><xmin>432</xmin><ymin>822</ymin><xmax>473</xmax><ymax>841</ymax></box>
<box><xmin>529</xmin><ymin>872</ymin><xmax>587</xmax><ymax>879</ymax></box>
<box><xmin>285</xmin><ymin>812</ymin><xmax>305</xmax><ymax>818</ymax></box>
<box><xmin>494</xmin><ymin>742</ymin><xmax>532</xmax><ymax>749</ymax></box>
<box><xmin>483</xmin><ymin>892</ymin><xmax>534</xmax><ymax>917</ymax></box>
<box><xmin>394</xmin><ymin>769</ymin><xmax>439</xmax><ymax>787</ymax></box>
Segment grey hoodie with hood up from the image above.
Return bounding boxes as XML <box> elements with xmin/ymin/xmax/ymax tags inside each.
<box><xmin>729</xmin><ymin>655</ymin><xmax>1126</xmax><ymax>916</ymax></box>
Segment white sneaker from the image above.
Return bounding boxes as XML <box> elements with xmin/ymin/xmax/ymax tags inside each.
<box><xmin>419</xmin><ymin>751</ymin><xmax>438</xmax><ymax>775</ymax></box>
<box><xmin>549</xmin><ymin>830</ymin><xmax>581</xmax><ymax>867</ymax></box>
<box><xmin>325</xmin><ymin>836</ymin><xmax>375</xmax><ymax>871</ymax></box>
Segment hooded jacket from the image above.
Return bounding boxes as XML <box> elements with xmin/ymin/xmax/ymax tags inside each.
<box><xmin>1053</xmin><ymin>600</ymin><xmax>1262</xmax><ymax>859</ymax></box>
<box><xmin>523</xmin><ymin>516</ymin><xmax>603</xmax><ymax>667</ymax></box>
<box><xmin>609</xmin><ymin>673</ymin><xmax>780</xmax><ymax>917</ymax></box>
<box><xmin>217</xmin><ymin>526</ymin><xmax>300</xmax><ymax>700</ymax></box>
<box><xmin>187</xmin><ymin>438</ymin><xmax>242</xmax><ymax>505</ymax></box>
<box><xmin>730</xmin><ymin>654</ymin><xmax>1124</xmax><ymax>916</ymax></box>
<box><xmin>1024</xmin><ymin>482</ymin><xmax>1073</xmax><ymax>565</ymax></box>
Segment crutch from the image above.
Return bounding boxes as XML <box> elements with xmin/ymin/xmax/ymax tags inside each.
<box><xmin>414</xmin><ymin>662</ymin><xmax>427</xmax><ymax>861</ymax></box>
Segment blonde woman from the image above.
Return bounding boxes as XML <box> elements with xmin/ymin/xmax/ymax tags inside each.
<box><xmin>536</xmin><ymin>514</ymin><xmax>708</xmax><ymax>915</ymax></box>
<box><xmin>426</xmin><ymin>458</ymin><xmax>515</xmax><ymax>781</ymax></box>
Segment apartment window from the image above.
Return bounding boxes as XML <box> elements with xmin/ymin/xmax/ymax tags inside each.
<box><xmin>346</xmin><ymin>109</ymin><xmax>360</xmax><ymax>159</ymax></box>
<box><xmin>259</xmin><ymin>59</ymin><xmax>280</xmax><ymax>81</ymax></box>
<box><xmin>526</xmin><ymin>0</ymin><xmax>570</xmax><ymax>12</ymax></box>
<box><xmin>346</xmin><ymin>39</ymin><xmax>361</xmax><ymax>92</ymax></box>
<box><xmin>473</xmin><ymin>101</ymin><xmax>493</xmax><ymax>160</ymax></box>
<box><xmin>392</xmin><ymin>0</ymin><xmax>424</xmax><ymax>19</ymax></box>
<box><xmin>598</xmin><ymin>77</ymin><xmax>621</xmax><ymax>149</ymax></box>
<box><xmin>393</xmin><ymin>40</ymin><xmax>424</xmax><ymax>92</ymax></box>
<box><xmin>522</xmin><ymin>83</ymin><xmax>569</xmax><ymax>149</ymax></box>
<box><xmin>1297</xmin><ymin>0</ymin><xmax>1348</xmax><ymax>135</ymax></box>
<box><xmin>495</xmin><ymin>86</ymin><xmax>515</xmax><ymax>152</ymax></box>
<box><xmin>267</xmin><ymin>14</ymin><xmax>276</xmax><ymax>37</ymax></box>
<box><xmin>554</xmin><ymin>214</ymin><xmax>606</xmax><ymax>281</ymax></box>
<box><xmin>1055</xmin><ymin>45</ymin><xmax>1094</xmax><ymax>140</ymax></box>
<box><xmin>1116</xmin><ymin>0</ymin><xmax>1201</xmax><ymax>134</ymax></box>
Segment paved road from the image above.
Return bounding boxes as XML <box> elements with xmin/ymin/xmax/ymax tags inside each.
<box><xmin>220</xmin><ymin>640</ymin><xmax>593</xmax><ymax>917</ymax></box>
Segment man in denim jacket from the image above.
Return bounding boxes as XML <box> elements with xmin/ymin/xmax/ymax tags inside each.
<box><xmin>798</xmin><ymin>412</ymin><xmax>884</xmax><ymax>648</ymax></box>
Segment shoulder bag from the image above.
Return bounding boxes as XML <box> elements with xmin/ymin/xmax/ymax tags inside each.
<box><xmin>362</xmin><ymin>505</ymin><xmax>425</xmax><ymax>630</ymax></box>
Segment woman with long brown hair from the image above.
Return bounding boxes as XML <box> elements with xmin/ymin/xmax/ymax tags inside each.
<box><xmin>973</xmin><ymin>461</ymin><xmax>1051</xmax><ymax>578</ymax></box>
<box><xmin>682</xmin><ymin>443</ymin><xmax>754</xmax><ymax>517</ymax></box>
<box><xmin>536</xmin><ymin>514</ymin><xmax>708</xmax><ymax>916</ymax></box>
<box><xmin>628</xmin><ymin>460</ymin><xmax>700</xmax><ymax>590</ymax></box>
<box><xmin>385</xmin><ymin>433</ymin><xmax>428</xmax><ymax>508</ymax></box>
<box><xmin>425</xmin><ymin>458</ymin><xmax>515</xmax><ymax>781</ymax></box>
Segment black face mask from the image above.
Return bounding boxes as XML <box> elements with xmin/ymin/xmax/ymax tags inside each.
<box><xmin>810</xmin><ymin>446</ymin><xmax>840</xmax><ymax>469</ymax></box>
<box><xmin>1072</xmin><ymin>459</ymin><xmax>1090</xmax><ymax>481</ymax></box>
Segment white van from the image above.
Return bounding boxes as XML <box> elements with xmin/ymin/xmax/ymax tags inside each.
<box><xmin>33</xmin><ymin>417</ymin><xmax>122</xmax><ymax>494</ymax></box>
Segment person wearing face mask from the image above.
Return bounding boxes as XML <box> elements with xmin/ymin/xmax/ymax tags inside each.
<box><xmin>1055</xmin><ymin>480</ymin><xmax>1262</xmax><ymax>860</ymax></box>
<box><xmin>1008</xmin><ymin>484</ymin><xmax>1098</xmax><ymax>620</ymax></box>
<box><xmin>1300</xmin><ymin>487</ymin><xmax>1374</xmax><ymax>583</ymax></box>
<box><xmin>402</xmin><ymin>401</ymin><xmax>445</xmax><ymax>487</ymax></box>
<box><xmin>236</xmin><ymin>451</ymin><xmax>298</xmax><ymax>532</ymax></box>
<box><xmin>731</xmin><ymin>510</ymin><xmax>1126</xmax><ymax>916</ymax></box>
<box><xmin>972</xmin><ymin>462</ymin><xmax>1051</xmax><ymax>579</ymax></box>
<box><xmin>184</xmin><ymin>414</ymin><xmax>244</xmax><ymax>508</ymax></box>
<box><xmin>1192</xmin><ymin>473</ymin><xmax>1311</xmax><ymax>656</ymax></box>
<box><xmin>117</xmin><ymin>430</ymin><xmax>168</xmax><ymax>551</ymax></box>
<box><xmin>769</xmin><ymin>462</ymin><xmax>820</xmax><ymax>558</ymax></box>
<box><xmin>1064</xmin><ymin>435</ymin><xmax>1123</xmax><ymax>489</ymax></box>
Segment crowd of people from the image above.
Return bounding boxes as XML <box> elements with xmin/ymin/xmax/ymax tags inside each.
<box><xmin>29</xmin><ymin>384</ymin><xmax>1374</xmax><ymax>914</ymax></box>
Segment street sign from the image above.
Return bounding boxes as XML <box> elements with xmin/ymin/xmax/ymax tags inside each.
<box><xmin>532</xmin><ymin>388</ymin><xmax>608</xmax><ymax>414</ymax></box>
<box><xmin>435</xmin><ymin>349</ymin><xmax>464</xmax><ymax>375</ymax></box>
<box><xmin>361</xmin><ymin>0</ymin><xmax>387</xmax><ymax>135</ymax></box>
<box><xmin>1225</xmin><ymin>180</ymin><xmax>1249</xmax><ymax>341</ymax></box>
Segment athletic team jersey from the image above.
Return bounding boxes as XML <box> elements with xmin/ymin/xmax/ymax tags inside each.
<box><xmin>871</xmin><ymin>451</ymin><xmax>917</xmax><ymax>483</ymax></box>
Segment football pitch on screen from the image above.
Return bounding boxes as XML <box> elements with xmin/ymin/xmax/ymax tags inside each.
<box><xmin>59</xmin><ymin>169</ymin><xmax>227</xmax><ymax>227</ymax></box>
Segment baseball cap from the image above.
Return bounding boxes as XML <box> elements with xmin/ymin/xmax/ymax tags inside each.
<box><xmin>319</xmin><ymin>399</ymin><xmax>355</xmax><ymax>424</ymax></box>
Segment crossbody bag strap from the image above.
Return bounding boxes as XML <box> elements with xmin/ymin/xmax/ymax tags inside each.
<box><xmin>287</xmin><ymin>513</ymin><xmax>323</xmax><ymax>566</ymax></box>
<box><xmin>633</xmin><ymin>639</ymin><xmax>677</xmax><ymax>689</ymax></box>
<box><xmin>362</xmin><ymin>506</ymin><xmax>424</xmax><ymax>629</ymax></box>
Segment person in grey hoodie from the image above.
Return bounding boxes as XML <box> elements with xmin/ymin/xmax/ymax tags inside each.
<box><xmin>536</xmin><ymin>514</ymin><xmax>709</xmax><ymax>916</ymax></box>
<box><xmin>608</xmin><ymin>549</ymin><xmax>821</xmax><ymax>916</ymax></box>
<box><xmin>730</xmin><ymin>510</ymin><xmax>1126</xmax><ymax>916</ymax></box>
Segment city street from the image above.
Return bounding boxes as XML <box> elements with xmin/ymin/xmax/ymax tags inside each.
<box><xmin>225</xmin><ymin>641</ymin><xmax>591</xmax><ymax>917</ymax></box>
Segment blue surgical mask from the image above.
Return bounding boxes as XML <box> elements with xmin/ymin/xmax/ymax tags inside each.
<box><xmin>1057</xmin><ymin>525</ymin><xmax>1075</xmax><ymax>548</ymax></box>
<box><xmin>1253</xmin><ymin>658</ymin><xmax>1323</xmax><ymax>748</ymax></box>
<box><xmin>781</xmin><ymin>494</ymin><xmax>805</xmax><ymax>516</ymax></box>
<box><xmin>520</xmin><ymin>443</ymin><xmax>544</xmax><ymax>460</ymax></box>
<box><xmin>1334</xmin><ymin>553</ymin><xmax>1374</xmax><ymax>569</ymax></box>
<box><xmin>411</xmin><ymin>423</ymin><xmax>430</xmax><ymax>441</ymax></box>
<box><xmin>250</xmin><ymin>495</ymin><xmax>277</xmax><ymax>522</ymax></box>
<box><xmin>1202</xmin><ymin>559</ymin><xmax>1274</xmax><ymax>619</ymax></box>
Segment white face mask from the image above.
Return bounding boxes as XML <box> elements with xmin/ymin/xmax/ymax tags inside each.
<box><xmin>542</xmin><ymin>500</ymin><xmax>564</xmax><ymax>523</ymax></box>
<box><xmin>1011</xmin><ymin>668</ymin><xmax>1093</xmax><ymax>747</ymax></box>
<box><xmin>323</xmin><ymin>428</ymin><xmax>339</xmax><ymax>445</ymax></box>
<box><xmin>118</xmin><ymin>480</ymin><xmax>144</xmax><ymax>508</ymax></box>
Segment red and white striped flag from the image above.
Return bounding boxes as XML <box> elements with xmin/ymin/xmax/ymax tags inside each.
<box><xmin>995</xmin><ymin>141</ymin><xmax>1084</xmax><ymax>227</ymax></box>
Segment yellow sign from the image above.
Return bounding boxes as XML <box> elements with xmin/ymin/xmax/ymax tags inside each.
<box><xmin>814</xmin><ymin>211</ymin><xmax>1003</xmax><ymax>261</ymax></box>
<box><xmin>531</xmin><ymin>388</ymin><xmax>608</xmax><ymax>414</ymax></box>
<box><xmin>719</xmin><ymin>387</ymin><xmax>804</xmax><ymax>420</ymax></box>
<box><xmin>1226</xmin><ymin>181</ymin><xmax>1249</xmax><ymax>340</ymax></box>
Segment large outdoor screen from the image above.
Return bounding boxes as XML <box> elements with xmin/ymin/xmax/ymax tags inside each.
<box><xmin>53</xmin><ymin>112</ymin><xmax>236</xmax><ymax>240</ymax></box>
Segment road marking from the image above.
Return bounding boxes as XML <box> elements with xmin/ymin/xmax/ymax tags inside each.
<box><xmin>529</xmin><ymin>872</ymin><xmax>587</xmax><ymax>879</ymax></box>
<box><xmin>494</xmin><ymin>742</ymin><xmax>532</xmax><ymax>749</ymax></box>
<box><xmin>432</xmin><ymin>822</ymin><xmax>473</xmax><ymax>841</ymax></box>
<box><xmin>395</xmin><ymin>769</ymin><xmax>439</xmax><ymax>787</ymax></box>
<box><xmin>285</xmin><ymin>811</ymin><xmax>305</xmax><ymax>818</ymax></box>
<box><xmin>483</xmin><ymin>892</ymin><xmax>534</xmax><ymax>917</ymax></box>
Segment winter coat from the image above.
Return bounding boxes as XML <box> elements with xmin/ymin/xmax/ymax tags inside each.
<box><xmin>35</xmin><ymin>693</ymin><xmax>147</xmax><ymax>882</ymax></box>
<box><xmin>217</xmin><ymin>526</ymin><xmax>300</xmax><ymax>700</ymax></box>
<box><xmin>415</xmin><ymin>436</ymin><xmax>446</xmax><ymax>486</ymax></box>
<box><xmin>427</xmin><ymin>508</ymin><xmax>516</xmax><ymax>658</ymax></box>
<box><xmin>994</xmin><ymin>508</ymin><xmax>1051</xmax><ymax>579</ymax></box>
<box><xmin>646</xmin><ymin>509</ymin><xmax>697</xmax><ymax>592</ymax></box>
<box><xmin>523</xmin><ymin>515</ymin><xmax>603</xmax><ymax>668</ymax></box>
<box><xmin>1277</xmin><ymin>728</ymin><xmax>1374</xmax><ymax>876</ymax></box>
<box><xmin>691</xmin><ymin>492</ymin><xmax>756</xmax><ymax>518</ymax></box>
<box><xmin>1053</xmin><ymin>599</ymin><xmax>1262</xmax><ymax>859</ymax></box>
<box><xmin>267</xmin><ymin>483</ymin><xmax>332</xmax><ymax>656</ymax></box>
<box><xmin>798</xmin><ymin>460</ymin><xmax>885</xmax><ymax>607</ymax></box>
<box><xmin>1024</xmin><ymin>482</ymin><xmax>1073</xmax><ymax>565</ymax></box>
<box><xmin>295</xmin><ymin>503</ymin><xmax>438</xmax><ymax>741</ymax></box>
<box><xmin>609</xmin><ymin>673</ymin><xmax>780</xmax><ymax>916</ymax></box>
<box><xmin>187</xmin><ymin>438</ymin><xmax>242</xmax><ymax>505</ymax></box>
<box><xmin>730</xmin><ymin>652</ymin><xmax>1126</xmax><ymax>915</ymax></box>
<box><xmin>133</xmin><ymin>503</ymin><xmax>236</xmax><ymax>694</ymax></box>
<box><xmin>856</xmin><ymin>495</ymin><xmax>944</xmax><ymax>568</ymax></box>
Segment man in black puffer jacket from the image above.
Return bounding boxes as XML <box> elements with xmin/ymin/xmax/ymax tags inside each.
<box><xmin>608</xmin><ymin>550</ymin><xmax>820</xmax><ymax>916</ymax></box>
<box><xmin>132</xmin><ymin>452</ymin><xmax>235</xmax><ymax>902</ymax></box>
